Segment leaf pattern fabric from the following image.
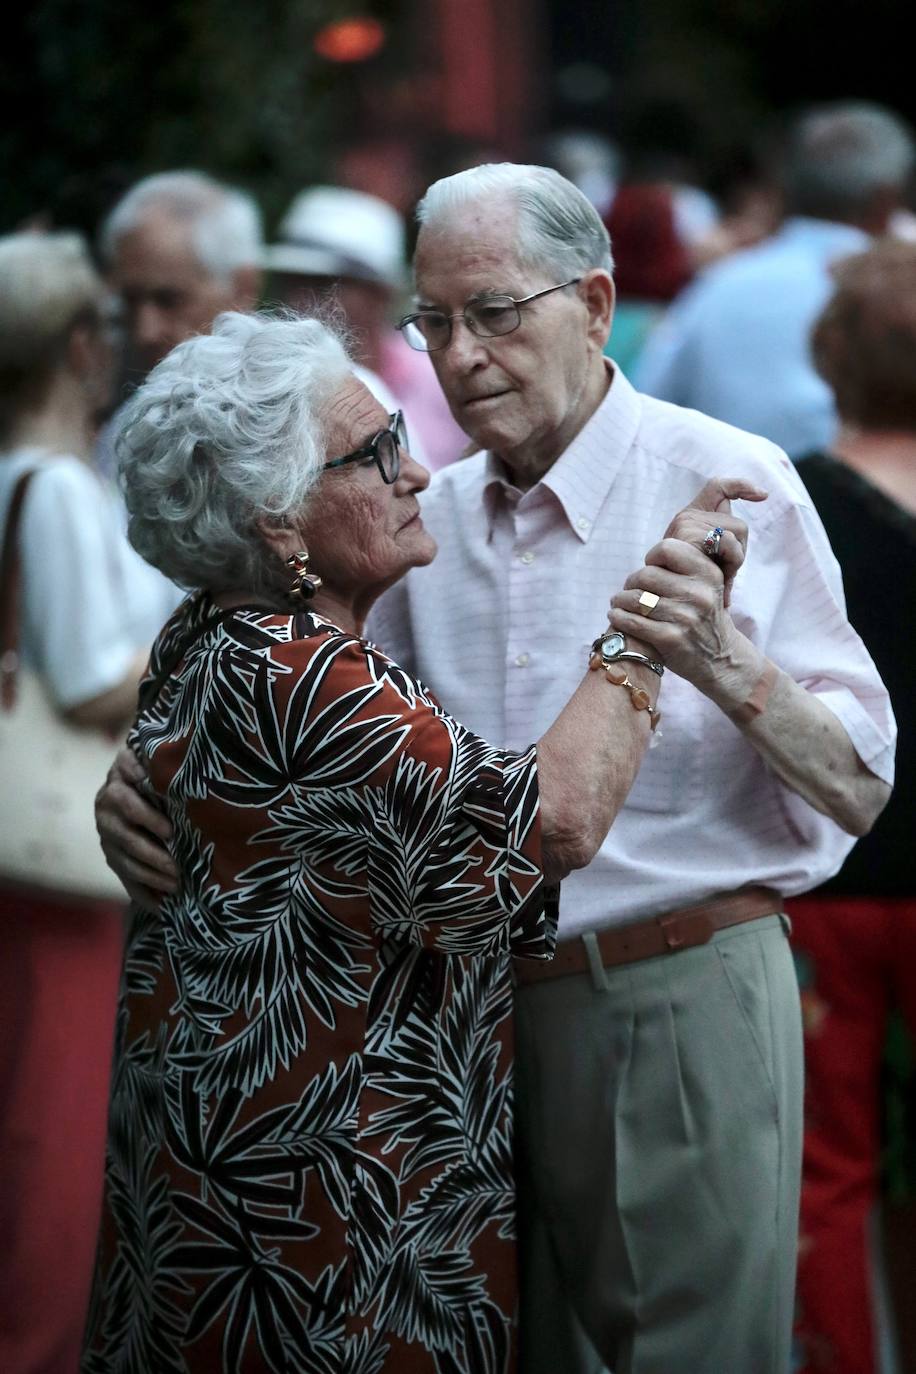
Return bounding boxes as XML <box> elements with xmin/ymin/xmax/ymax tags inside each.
<box><xmin>83</xmin><ymin>595</ymin><xmax>557</xmax><ymax>1374</ymax></box>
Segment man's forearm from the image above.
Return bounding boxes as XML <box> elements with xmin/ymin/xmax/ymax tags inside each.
<box><xmin>700</xmin><ymin>631</ymin><xmax>891</xmax><ymax>837</ymax></box>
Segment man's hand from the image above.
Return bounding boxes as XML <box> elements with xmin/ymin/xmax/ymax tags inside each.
<box><xmin>95</xmin><ymin>747</ymin><xmax>178</xmax><ymax>910</ymax></box>
<box><xmin>661</xmin><ymin>476</ymin><xmax>766</xmax><ymax>607</ymax></box>
<box><xmin>609</xmin><ymin>477</ymin><xmax>767</xmax><ymax>689</ymax></box>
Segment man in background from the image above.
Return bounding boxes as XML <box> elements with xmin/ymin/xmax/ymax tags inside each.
<box><xmin>100</xmin><ymin>169</ymin><xmax>263</xmax><ymax>383</ymax></box>
<box><xmin>634</xmin><ymin>101</ymin><xmax>916</xmax><ymax>457</ymax></box>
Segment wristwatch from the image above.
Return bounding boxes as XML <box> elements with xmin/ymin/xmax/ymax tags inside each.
<box><xmin>589</xmin><ymin>631</ymin><xmax>664</xmax><ymax>677</ymax></box>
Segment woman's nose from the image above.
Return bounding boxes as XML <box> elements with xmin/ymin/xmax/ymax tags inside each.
<box><xmin>397</xmin><ymin>450</ymin><xmax>431</xmax><ymax>493</ymax></box>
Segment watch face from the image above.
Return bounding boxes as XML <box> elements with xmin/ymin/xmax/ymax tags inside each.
<box><xmin>601</xmin><ymin>632</ymin><xmax>625</xmax><ymax>659</ymax></box>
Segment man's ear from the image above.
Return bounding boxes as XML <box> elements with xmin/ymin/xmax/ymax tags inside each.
<box><xmin>581</xmin><ymin>269</ymin><xmax>614</xmax><ymax>352</ymax></box>
<box><xmin>231</xmin><ymin>265</ymin><xmax>263</xmax><ymax>312</ymax></box>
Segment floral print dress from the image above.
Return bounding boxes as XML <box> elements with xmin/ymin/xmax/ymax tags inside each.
<box><xmin>82</xmin><ymin>594</ymin><xmax>557</xmax><ymax>1374</ymax></box>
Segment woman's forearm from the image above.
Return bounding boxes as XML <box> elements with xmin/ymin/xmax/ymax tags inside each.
<box><xmin>536</xmin><ymin>658</ymin><xmax>658</xmax><ymax>883</ymax></box>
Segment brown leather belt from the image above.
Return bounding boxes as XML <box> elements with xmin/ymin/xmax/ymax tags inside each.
<box><xmin>514</xmin><ymin>885</ymin><xmax>782</xmax><ymax>986</ymax></box>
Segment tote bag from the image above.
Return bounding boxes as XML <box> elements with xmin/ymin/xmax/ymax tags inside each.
<box><xmin>0</xmin><ymin>468</ymin><xmax>128</xmax><ymax>902</ymax></box>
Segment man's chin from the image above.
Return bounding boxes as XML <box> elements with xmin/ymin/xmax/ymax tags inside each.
<box><xmin>460</xmin><ymin>414</ymin><xmax>516</xmax><ymax>455</ymax></box>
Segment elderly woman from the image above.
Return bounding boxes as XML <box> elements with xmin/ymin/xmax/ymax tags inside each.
<box><xmin>787</xmin><ymin>241</ymin><xmax>916</xmax><ymax>1374</ymax></box>
<box><xmin>84</xmin><ymin>309</ymin><xmax>753</xmax><ymax>1373</ymax></box>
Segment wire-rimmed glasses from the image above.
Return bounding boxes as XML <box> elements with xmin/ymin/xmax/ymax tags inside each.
<box><xmin>397</xmin><ymin>278</ymin><xmax>582</xmax><ymax>352</ymax></box>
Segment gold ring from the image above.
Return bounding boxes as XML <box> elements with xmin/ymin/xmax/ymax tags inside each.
<box><xmin>637</xmin><ymin>591</ymin><xmax>660</xmax><ymax>618</ymax></box>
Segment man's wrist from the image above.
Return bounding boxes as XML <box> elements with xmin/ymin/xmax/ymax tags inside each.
<box><xmin>696</xmin><ymin>630</ymin><xmax>768</xmax><ymax>717</ymax></box>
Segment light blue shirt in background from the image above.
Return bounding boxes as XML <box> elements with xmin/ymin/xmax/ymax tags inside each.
<box><xmin>632</xmin><ymin>218</ymin><xmax>869</xmax><ymax>458</ymax></box>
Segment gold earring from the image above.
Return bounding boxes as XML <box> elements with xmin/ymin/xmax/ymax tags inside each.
<box><xmin>285</xmin><ymin>550</ymin><xmax>322</xmax><ymax>603</ymax></box>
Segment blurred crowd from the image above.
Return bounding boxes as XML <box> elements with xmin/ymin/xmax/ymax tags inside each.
<box><xmin>1</xmin><ymin>94</ymin><xmax>915</xmax><ymax>1374</ymax></box>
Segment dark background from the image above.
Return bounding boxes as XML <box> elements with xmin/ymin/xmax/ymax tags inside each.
<box><xmin>4</xmin><ymin>0</ymin><xmax>915</xmax><ymax>240</ymax></box>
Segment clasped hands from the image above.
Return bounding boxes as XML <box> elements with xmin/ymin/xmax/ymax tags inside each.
<box><xmin>609</xmin><ymin>476</ymin><xmax>767</xmax><ymax>686</ymax></box>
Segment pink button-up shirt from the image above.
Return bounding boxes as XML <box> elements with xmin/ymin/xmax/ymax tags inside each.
<box><xmin>367</xmin><ymin>365</ymin><xmax>895</xmax><ymax>938</ymax></box>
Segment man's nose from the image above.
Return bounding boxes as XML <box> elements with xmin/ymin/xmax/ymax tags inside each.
<box><xmin>132</xmin><ymin>301</ymin><xmax>168</xmax><ymax>354</ymax></box>
<box><xmin>439</xmin><ymin>316</ymin><xmax>490</xmax><ymax>371</ymax></box>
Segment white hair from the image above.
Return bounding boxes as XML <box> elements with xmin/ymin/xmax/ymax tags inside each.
<box><xmin>415</xmin><ymin>162</ymin><xmax>613</xmax><ymax>278</ymax></box>
<box><xmin>116</xmin><ymin>311</ymin><xmax>352</xmax><ymax>595</ymax></box>
<box><xmin>0</xmin><ymin>231</ymin><xmax>105</xmax><ymax>437</ymax></box>
<box><xmin>785</xmin><ymin>102</ymin><xmax>916</xmax><ymax>221</ymax></box>
<box><xmin>100</xmin><ymin>170</ymin><xmax>263</xmax><ymax>281</ymax></box>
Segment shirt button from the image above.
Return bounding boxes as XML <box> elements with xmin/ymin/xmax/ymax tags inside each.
<box><xmin>577</xmin><ymin>517</ymin><xmax>590</xmax><ymax>531</ymax></box>
<box><xmin>515</xmin><ymin>653</ymin><xmax>530</xmax><ymax>667</ymax></box>
<box><xmin>520</xmin><ymin>550</ymin><xmax>535</xmax><ymax>564</ymax></box>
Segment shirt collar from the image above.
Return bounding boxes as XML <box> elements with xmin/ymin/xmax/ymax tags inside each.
<box><xmin>482</xmin><ymin>360</ymin><xmax>642</xmax><ymax>542</ymax></box>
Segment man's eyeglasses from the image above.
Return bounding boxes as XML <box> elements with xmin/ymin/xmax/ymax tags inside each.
<box><xmin>397</xmin><ymin>278</ymin><xmax>582</xmax><ymax>353</ymax></box>
<box><xmin>322</xmin><ymin>410</ymin><xmax>406</xmax><ymax>484</ymax></box>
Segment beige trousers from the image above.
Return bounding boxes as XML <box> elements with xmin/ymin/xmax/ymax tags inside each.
<box><xmin>514</xmin><ymin>914</ymin><xmax>803</xmax><ymax>1374</ymax></box>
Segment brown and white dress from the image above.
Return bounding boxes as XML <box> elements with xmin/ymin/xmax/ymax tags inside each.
<box><xmin>82</xmin><ymin>593</ymin><xmax>557</xmax><ymax>1374</ymax></box>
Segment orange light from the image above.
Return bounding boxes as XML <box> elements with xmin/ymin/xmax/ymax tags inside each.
<box><xmin>313</xmin><ymin>17</ymin><xmax>386</xmax><ymax>63</ymax></box>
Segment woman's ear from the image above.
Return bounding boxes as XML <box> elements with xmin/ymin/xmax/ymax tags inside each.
<box><xmin>256</xmin><ymin>515</ymin><xmax>301</xmax><ymax>564</ymax></box>
<box><xmin>67</xmin><ymin>316</ymin><xmax>115</xmax><ymax>415</ymax></box>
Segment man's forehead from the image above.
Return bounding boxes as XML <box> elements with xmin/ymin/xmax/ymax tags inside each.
<box><xmin>413</xmin><ymin>218</ymin><xmax>529</xmax><ymax>303</ymax></box>
<box><xmin>110</xmin><ymin>211</ymin><xmax>210</xmax><ymax>284</ymax></box>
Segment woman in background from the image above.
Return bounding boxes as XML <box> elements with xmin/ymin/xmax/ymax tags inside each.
<box><xmin>0</xmin><ymin>233</ymin><xmax>158</xmax><ymax>1372</ymax></box>
<box><xmin>790</xmin><ymin>239</ymin><xmax>916</xmax><ymax>1374</ymax></box>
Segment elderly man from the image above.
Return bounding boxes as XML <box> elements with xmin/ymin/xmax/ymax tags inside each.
<box><xmin>97</xmin><ymin>163</ymin><xmax>894</xmax><ymax>1374</ymax></box>
<box><xmin>100</xmin><ymin>169</ymin><xmax>263</xmax><ymax>378</ymax></box>
<box><xmin>634</xmin><ymin>101</ymin><xmax>916</xmax><ymax>457</ymax></box>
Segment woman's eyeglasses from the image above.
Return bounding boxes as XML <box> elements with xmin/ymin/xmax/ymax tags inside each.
<box><xmin>322</xmin><ymin>410</ymin><xmax>407</xmax><ymax>484</ymax></box>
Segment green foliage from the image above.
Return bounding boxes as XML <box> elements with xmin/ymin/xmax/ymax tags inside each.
<box><xmin>1</xmin><ymin>0</ymin><xmax>370</xmax><ymax>239</ymax></box>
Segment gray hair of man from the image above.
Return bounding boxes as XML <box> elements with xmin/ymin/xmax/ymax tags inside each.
<box><xmin>99</xmin><ymin>170</ymin><xmax>264</xmax><ymax>282</ymax></box>
<box><xmin>784</xmin><ymin>102</ymin><xmax>916</xmax><ymax>223</ymax></box>
<box><xmin>116</xmin><ymin>311</ymin><xmax>352</xmax><ymax>595</ymax></box>
<box><xmin>415</xmin><ymin>162</ymin><xmax>614</xmax><ymax>281</ymax></box>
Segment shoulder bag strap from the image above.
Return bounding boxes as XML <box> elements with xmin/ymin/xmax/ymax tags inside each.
<box><xmin>0</xmin><ymin>468</ymin><xmax>37</xmax><ymax>710</ymax></box>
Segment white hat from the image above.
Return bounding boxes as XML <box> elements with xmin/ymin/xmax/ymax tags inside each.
<box><xmin>264</xmin><ymin>185</ymin><xmax>406</xmax><ymax>290</ymax></box>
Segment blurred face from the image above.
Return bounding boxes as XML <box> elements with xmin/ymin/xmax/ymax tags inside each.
<box><xmin>299</xmin><ymin>376</ymin><xmax>436</xmax><ymax>605</ymax></box>
<box><xmin>271</xmin><ymin>273</ymin><xmax>390</xmax><ymax>367</ymax></box>
<box><xmin>413</xmin><ymin>197</ymin><xmax>610</xmax><ymax>482</ymax></box>
<box><xmin>109</xmin><ymin>210</ymin><xmax>238</xmax><ymax>373</ymax></box>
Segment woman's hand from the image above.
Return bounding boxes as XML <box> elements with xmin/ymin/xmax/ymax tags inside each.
<box><xmin>95</xmin><ymin>748</ymin><xmax>178</xmax><ymax>910</ymax></box>
<box><xmin>609</xmin><ymin>477</ymin><xmax>767</xmax><ymax>689</ymax></box>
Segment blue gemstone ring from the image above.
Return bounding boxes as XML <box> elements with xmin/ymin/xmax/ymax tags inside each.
<box><xmin>702</xmin><ymin>525</ymin><xmax>725</xmax><ymax>560</ymax></box>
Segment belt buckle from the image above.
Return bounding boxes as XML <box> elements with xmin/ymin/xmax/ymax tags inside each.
<box><xmin>658</xmin><ymin>911</ymin><xmax>715</xmax><ymax>952</ymax></box>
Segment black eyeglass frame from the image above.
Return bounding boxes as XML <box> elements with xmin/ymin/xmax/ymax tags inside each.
<box><xmin>397</xmin><ymin>277</ymin><xmax>583</xmax><ymax>352</ymax></box>
<box><xmin>322</xmin><ymin>410</ymin><xmax>406</xmax><ymax>485</ymax></box>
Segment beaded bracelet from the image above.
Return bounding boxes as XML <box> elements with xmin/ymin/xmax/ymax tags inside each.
<box><xmin>588</xmin><ymin>650</ymin><xmax>661</xmax><ymax>731</ymax></box>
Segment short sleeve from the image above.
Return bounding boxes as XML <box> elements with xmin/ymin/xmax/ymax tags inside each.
<box><xmin>278</xmin><ymin>634</ymin><xmax>558</xmax><ymax>961</ymax></box>
<box><xmin>19</xmin><ymin>460</ymin><xmax>145</xmax><ymax>708</ymax></box>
